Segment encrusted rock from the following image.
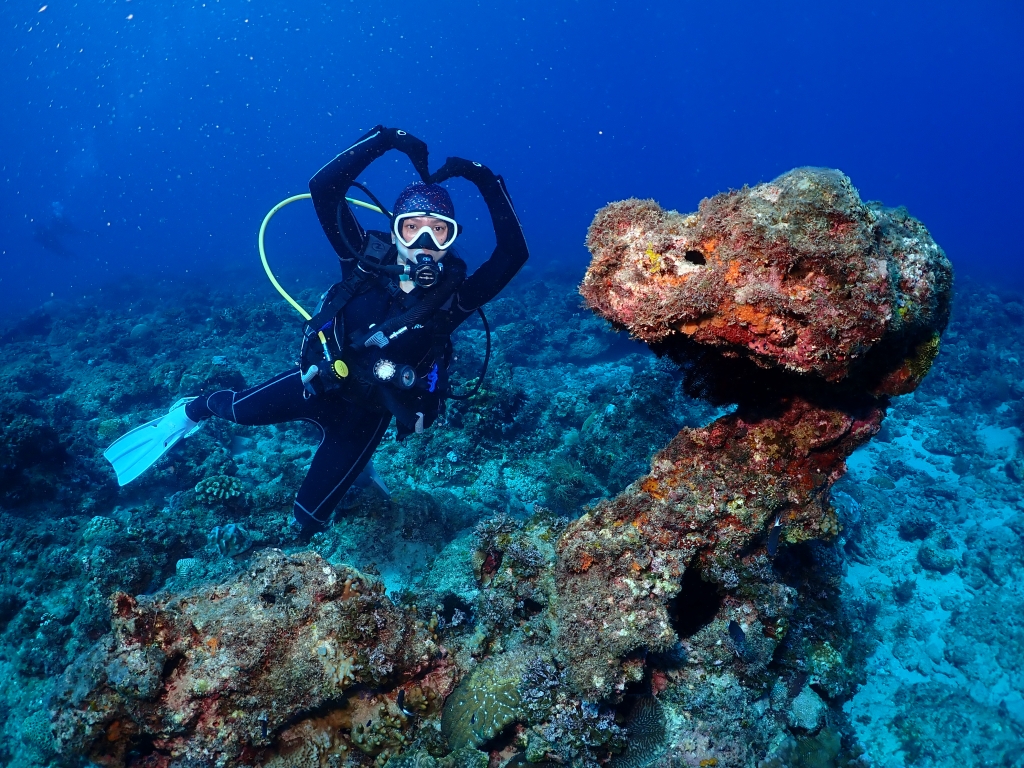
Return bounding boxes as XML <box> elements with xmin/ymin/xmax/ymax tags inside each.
<box><xmin>918</xmin><ymin>536</ymin><xmax>957</xmax><ymax>574</ymax></box>
<box><xmin>49</xmin><ymin>550</ymin><xmax>452</xmax><ymax>766</ymax></box>
<box><xmin>82</xmin><ymin>515</ymin><xmax>120</xmax><ymax>544</ymax></box>
<box><xmin>558</xmin><ymin>168</ymin><xmax>953</xmax><ymax>699</ymax></box>
<box><xmin>581</xmin><ymin>167</ymin><xmax>952</xmax><ymax>394</ymax></box>
<box><xmin>787</xmin><ymin>685</ymin><xmax>827</xmax><ymax>733</ymax></box>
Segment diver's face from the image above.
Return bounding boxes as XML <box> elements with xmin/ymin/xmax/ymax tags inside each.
<box><xmin>401</xmin><ymin>216</ymin><xmax>449</xmax><ymax>245</ymax></box>
<box><xmin>395</xmin><ymin>216</ymin><xmax>449</xmax><ymax>261</ymax></box>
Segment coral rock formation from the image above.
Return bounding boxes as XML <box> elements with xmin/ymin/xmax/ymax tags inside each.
<box><xmin>560</xmin><ymin>167</ymin><xmax>952</xmax><ymax>698</ymax></box>
<box><xmin>580</xmin><ymin>167</ymin><xmax>951</xmax><ymax>394</ymax></box>
<box><xmin>48</xmin><ymin>550</ymin><xmax>452</xmax><ymax>766</ymax></box>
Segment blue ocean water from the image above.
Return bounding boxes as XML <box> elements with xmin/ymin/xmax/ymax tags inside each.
<box><xmin>2</xmin><ymin>1</ymin><xmax>1022</xmax><ymax>320</ymax></box>
<box><xmin>1</xmin><ymin>3</ymin><xmax>1024</xmax><ymax>768</ymax></box>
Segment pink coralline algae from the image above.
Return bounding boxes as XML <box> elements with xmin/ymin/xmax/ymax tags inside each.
<box><xmin>558</xmin><ymin>167</ymin><xmax>953</xmax><ymax>699</ymax></box>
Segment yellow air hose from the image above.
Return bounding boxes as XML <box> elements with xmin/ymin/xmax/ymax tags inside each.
<box><xmin>258</xmin><ymin>193</ymin><xmax>385</xmax><ymax>380</ymax></box>
<box><xmin>258</xmin><ymin>192</ymin><xmax>384</xmax><ymax>320</ymax></box>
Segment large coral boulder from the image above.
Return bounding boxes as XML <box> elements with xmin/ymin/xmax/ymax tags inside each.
<box><xmin>48</xmin><ymin>550</ymin><xmax>452</xmax><ymax>766</ymax></box>
<box><xmin>557</xmin><ymin>168</ymin><xmax>953</xmax><ymax>700</ymax></box>
<box><xmin>581</xmin><ymin>168</ymin><xmax>952</xmax><ymax>394</ymax></box>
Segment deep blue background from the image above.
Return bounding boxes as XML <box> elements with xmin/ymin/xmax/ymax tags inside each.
<box><xmin>2</xmin><ymin>0</ymin><xmax>1022</xmax><ymax>324</ymax></box>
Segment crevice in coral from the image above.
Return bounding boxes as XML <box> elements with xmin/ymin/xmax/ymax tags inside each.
<box><xmin>477</xmin><ymin>721</ymin><xmax>519</xmax><ymax>756</ymax></box>
<box><xmin>441</xmin><ymin>594</ymin><xmax>474</xmax><ymax>626</ymax></box>
<box><xmin>160</xmin><ymin>652</ymin><xmax>185</xmax><ymax>681</ymax></box>
<box><xmin>666</xmin><ymin>566</ymin><xmax>722</xmax><ymax>638</ymax></box>
<box><xmin>124</xmin><ymin>734</ymin><xmax>170</xmax><ymax>762</ymax></box>
<box><xmin>521</xmin><ymin>597</ymin><xmax>544</xmax><ymax>618</ymax></box>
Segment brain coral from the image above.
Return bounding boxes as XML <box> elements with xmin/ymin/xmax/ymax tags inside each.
<box><xmin>441</xmin><ymin>652</ymin><xmax>527</xmax><ymax>750</ymax></box>
<box><xmin>611</xmin><ymin>697</ymin><xmax>667</xmax><ymax>768</ymax></box>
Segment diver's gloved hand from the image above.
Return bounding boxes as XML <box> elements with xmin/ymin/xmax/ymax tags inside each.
<box><xmin>429</xmin><ymin>156</ymin><xmax>498</xmax><ymax>187</ymax></box>
<box><xmin>380</xmin><ymin>126</ymin><xmax>431</xmax><ymax>183</ymax></box>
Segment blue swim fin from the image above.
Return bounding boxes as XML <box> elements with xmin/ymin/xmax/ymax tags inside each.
<box><xmin>102</xmin><ymin>397</ymin><xmax>203</xmax><ymax>486</ymax></box>
<box><xmin>365</xmin><ymin>461</ymin><xmax>391</xmax><ymax>500</ymax></box>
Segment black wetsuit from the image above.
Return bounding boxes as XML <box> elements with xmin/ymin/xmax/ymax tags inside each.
<box><xmin>186</xmin><ymin>127</ymin><xmax>529</xmax><ymax>535</ymax></box>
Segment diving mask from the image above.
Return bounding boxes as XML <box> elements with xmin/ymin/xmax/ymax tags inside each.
<box><xmin>393</xmin><ymin>212</ymin><xmax>459</xmax><ymax>251</ymax></box>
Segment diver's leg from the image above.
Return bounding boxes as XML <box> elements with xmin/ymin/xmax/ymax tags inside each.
<box><xmin>185</xmin><ymin>368</ymin><xmax>315</xmax><ymax>426</ymax></box>
<box><xmin>291</xmin><ymin>406</ymin><xmax>392</xmax><ymax>537</ymax></box>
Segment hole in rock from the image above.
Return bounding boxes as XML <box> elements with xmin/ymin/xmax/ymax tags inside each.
<box><xmin>125</xmin><ymin>733</ymin><xmax>170</xmax><ymax>761</ymax></box>
<box><xmin>260</xmin><ymin>592</ymin><xmax>277</xmax><ymax>605</ymax></box>
<box><xmin>478</xmin><ymin>721</ymin><xmax>520</xmax><ymax>756</ymax></box>
<box><xmin>520</xmin><ymin>598</ymin><xmax>545</xmax><ymax>618</ymax></box>
<box><xmin>161</xmin><ymin>653</ymin><xmax>185</xmax><ymax>681</ymax></box>
<box><xmin>773</xmin><ymin>541</ymin><xmax>829</xmax><ymax>591</ymax></box>
<box><xmin>684</xmin><ymin>250</ymin><xmax>706</xmax><ymax>265</ymax></box>
<box><xmin>667</xmin><ymin>567</ymin><xmax>722</xmax><ymax>638</ymax></box>
<box><xmin>441</xmin><ymin>594</ymin><xmax>474</xmax><ymax>626</ymax></box>
<box><xmin>790</xmin><ymin>262</ymin><xmax>814</xmax><ymax>280</ymax></box>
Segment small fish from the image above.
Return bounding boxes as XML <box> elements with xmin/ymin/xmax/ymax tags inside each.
<box><xmin>258</xmin><ymin>713</ymin><xmax>268</xmax><ymax>739</ymax></box>
<box><xmin>396</xmin><ymin>689</ymin><xmax>415</xmax><ymax>717</ymax></box>
<box><xmin>728</xmin><ymin>620</ymin><xmax>746</xmax><ymax>655</ymax></box>
<box><xmin>767</xmin><ymin>515</ymin><xmax>782</xmax><ymax>556</ymax></box>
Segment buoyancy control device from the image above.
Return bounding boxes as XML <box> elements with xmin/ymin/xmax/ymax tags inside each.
<box><xmin>258</xmin><ymin>193</ymin><xmax>490</xmax><ymax>400</ymax></box>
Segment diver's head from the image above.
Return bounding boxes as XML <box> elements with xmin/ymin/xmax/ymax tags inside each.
<box><xmin>391</xmin><ymin>182</ymin><xmax>459</xmax><ymax>265</ymax></box>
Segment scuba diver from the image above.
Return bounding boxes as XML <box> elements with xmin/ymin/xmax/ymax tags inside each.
<box><xmin>103</xmin><ymin>126</ymin><xmax>529</xmax><ymax>538</ymax></box>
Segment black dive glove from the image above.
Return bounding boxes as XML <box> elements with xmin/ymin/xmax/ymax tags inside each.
<box><xmin>429</xmin><ymin>156</ymin><xmax>499</xmax><ymax>187</ymax></box>
<box><xmin>373</xmin><ymin>125</ymin><xmax>431</xmax><ymax>183</ymax></box>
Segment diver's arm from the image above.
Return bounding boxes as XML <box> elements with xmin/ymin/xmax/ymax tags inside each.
<box><xmin>430</xmin><ymin>157</ymin><xmax>529</xmax><ymax>314</ymax></box>
<box><xmin>310</xmin><ymin>126</ymin><xmax>430</xmax><ymax>262</ymax></box>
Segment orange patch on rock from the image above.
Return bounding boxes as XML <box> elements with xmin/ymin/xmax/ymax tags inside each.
<box><xmin>724</xmin><ymin>260</ymin><xmax>742</xmax><ymax>283</ymax></box>
<box><xmin>733</xmin><ymin>302</ymin><xmax>771</xmax><ymax>331</ymax></box>
<box><xmin>641</xmin><ymin>478</ymin><xmax>664</xmax><ymax>499</ymax></box>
